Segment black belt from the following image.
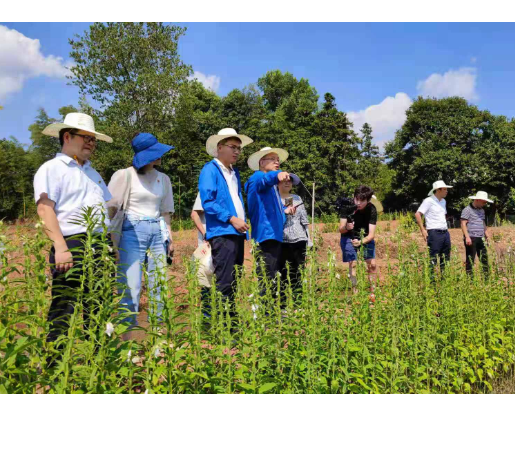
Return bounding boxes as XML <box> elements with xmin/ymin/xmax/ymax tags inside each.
<box><xmin>428</xmin><ymin>229</ymin><xmax>448</xmax><ymax>234</ymax></box>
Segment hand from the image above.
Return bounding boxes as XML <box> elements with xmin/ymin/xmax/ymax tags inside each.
<box><xmin>55</xmin><ymin>249</ymin><xmax>73</xmax><ymax>272</ymax></box>
<box><xmin>114</xmin><ymin>248</ymin><xmax>120</xmax><ymax>264</ymax></box>
<box><xmin>346</xmin><ymin>222</ymin><xmax>354</xmax><ymax>231</ymax></box>
<box><xmin>284</xmin><ymin>206</ymin><xmax>297</xmax><ymax>215</ymax></box>
<box><xmin>277</xmin><ymin>172</ymin><xmax>290</xmax><ymax>182</ymax></box>
<box><xmin>465</xmin><ymin>237</ymin><xmax>472</xmax><ymax>246</ymax></box>
<box><xmin>230</xmin><ymin>216</ymin><xmax>249</xmax><ymax>233</ymax></box>
<box><xmin>351</xmin><ymin>239</ymin><xmax>361</xmax><ymax>248</ymax></box>
<box><xmin>422</xmin><ymin>229</ymin><xmax>428</xmax><ymax>241</ymax></box>
<box><xmin>168</xmin><ymin>241</ymin><xmax>175</xmax><ymax>256</ymax></box>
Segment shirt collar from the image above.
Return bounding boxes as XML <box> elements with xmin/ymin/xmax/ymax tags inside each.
<box><xmin>431</xmin><ymin>195</ymin><xmax>444</xmax><ymax>204</ymax></box>
<box><xmin>214</xmin><ymin>158</ymin><xmax>233</xmax><ymax>173</ymax></box>
<box><xmin>56</xmin><ymin>152</ymin><xmax>91</xmax><ymax>168</ymax></box>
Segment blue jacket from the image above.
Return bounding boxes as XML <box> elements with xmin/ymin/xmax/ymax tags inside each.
<box><xmin>198</xmin><ymin>160</ymin><xmax>247</xmax><ymax>240</ymax></box>
<box><xmin>245</xmin><ymin>170</ymin><xmax>286</xmax><ymax>244</ymax></box>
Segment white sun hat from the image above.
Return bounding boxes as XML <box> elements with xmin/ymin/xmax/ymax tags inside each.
<box><xmin>428</xmin><ymin>180</ymin><xmax>453</xmax><ymax>197</ymax></box>
<box><xmin>469</xmin><ymin>191</ymin><xmax>494</xmax><ymax>203</ymax></box>
<box><xmin>41</xmin><ymin>112</ymin><xmax>113</xmax><ymax>143</ymax></box>
<box><xmin>206</xmin><ymin>128</ymin><xmax>253</xmax><ymax>157</ymax></box>
<box><xmin>247</xmin><ymin>147</ymin><xmax>289</xmax><ymax>171</ymax></box>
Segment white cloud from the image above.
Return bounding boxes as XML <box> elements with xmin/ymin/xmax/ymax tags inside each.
<box><xmin>347</xmin><ymin>92</ymin><xmax>413</xmax><ymax>150</ymax></box>
<box><xmin>0</xmin><ymin>25</ymin><xmax>73</xmax><ymax>101</ymax></box>
<box><xmin>416</xmin><ymin>67</ymin><xmax>478</xmax><ymax>101</ymax></box>
<box><xmin>189</xmin><ymin>70</ymin><xmax>221</xmax><ymax>92</ymax></box>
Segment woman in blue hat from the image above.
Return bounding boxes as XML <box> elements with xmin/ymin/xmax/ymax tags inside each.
<box><xmin>108</xmin><ymin>133</ymin><xmax>175</xmax><ymax>329</ymax></box>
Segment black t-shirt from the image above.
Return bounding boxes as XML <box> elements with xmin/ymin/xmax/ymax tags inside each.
<box><xmin>342</xmin><ymin>202</ymin><xmax>377</xmax><ymax>238</ymax></box>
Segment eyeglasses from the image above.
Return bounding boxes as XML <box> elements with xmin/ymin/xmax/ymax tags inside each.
<box><xmin>70</xmin><ymin>132</ymin><xmax>97</xmax><ymax>145</ymax></box>
<box><xmin>223</xmin><ymin>144</ymin><xmax>242</xmax><ymax>153</ymax></box>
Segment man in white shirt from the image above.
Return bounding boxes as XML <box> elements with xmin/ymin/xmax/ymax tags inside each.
<box><xmin>415</xmin><ymin>180</ymin><xmax>453</xmax><ymax>278</ymax></box>
<box><xmin>33</xmin><ymin>113</ymin><xmax>113</xmax><ymax>354</ymax></box>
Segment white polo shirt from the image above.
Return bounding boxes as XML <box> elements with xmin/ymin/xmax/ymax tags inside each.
<box><xmin>33</xmin><ymin>153</ymin><xmax>112</xmax><ymax>236</ymax></box>
<box><xmin>417</xmin><ymin>195</ymin><xmax>448</xmax><ymax>230</ymax></box>
<box><xmin>214</xmin><ymin>158</ymin><xmax>245</xmax><ymax>221</ymax></box>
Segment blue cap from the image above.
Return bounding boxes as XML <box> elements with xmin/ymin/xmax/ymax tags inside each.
<box><xmin>289</xmin><ymin>173</ymin><xmax>301</xmax><ymax>186</ymax></box>
<box><xmin>132</xmin><ymin>133</ymin><xmax>174</xmax><ymax>170</ymax></box>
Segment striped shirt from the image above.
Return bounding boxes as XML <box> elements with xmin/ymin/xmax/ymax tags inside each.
<box><xmin>461</xmin><ymin>204</ymin><xmax>486</xmax><ymax>238</ymax></box>
<box><xmin>281</xmin><ymin>194</ymin><xmax>310</xmax><ymax>243</ymax></box>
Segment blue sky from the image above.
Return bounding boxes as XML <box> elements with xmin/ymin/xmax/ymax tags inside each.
<box><xmin>2</xmin><ymin>22</ymin><xmax>515</xmax><ymax>148</ymax></box>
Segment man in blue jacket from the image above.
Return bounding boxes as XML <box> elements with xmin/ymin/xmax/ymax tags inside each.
<box><xmin>245</xmin><ymin>147</ymin><xmax>295</xmax><ymax>288</ymax></box>
<box><xmin>198</xmin><ymin>128</ymin><xmax>253</xmax><ymax>319</ymax></box>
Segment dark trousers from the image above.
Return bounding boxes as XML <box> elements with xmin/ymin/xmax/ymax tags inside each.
<box><xmin>47</xmin><ymin>235</ymin><xmax>107</xmax><ymax>345</ymax></box>
<box><xmin>465</xmin><ymin>237</ymin><xmax>489</xmax><ymax>276</ymax></box>
<box><xmin>279</xmin><ymin>240</ymin><xmax>307</xmax><ymax>305</ymax></box>
<box><xmin>209</xmin><ymin>235</ymin><xmax>245</xmax><ymax>317</ymax></box>
<box><xmin>427</xmin><ymin>229</ymin><xmax>451</xmax><ymax>276</ymax></box>
<box><xmin>256</xmin><ymin>239</ymin><xmax>282</xmax><ymax>300</ymax></box>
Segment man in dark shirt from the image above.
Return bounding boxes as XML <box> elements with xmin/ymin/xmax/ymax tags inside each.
<box><xmin>338</xmin><ymin>186</ymin><xmax>378</xmax><ymax>300</ymax></box>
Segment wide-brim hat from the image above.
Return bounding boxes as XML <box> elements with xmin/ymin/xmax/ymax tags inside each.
<box><xmin>469</xmin><ymin>191</ymin><xmax>494</xmax><ymax>203</ymax></box>
<box><xmin>248</xmin><ymin>147</ymin><xmax>289</xmax><ymax>171</ymax></box>
<box><xmin>428</xmin><ymin>180</ymin><xmax>453</xmax><ymax>197</ymax></box>
<box><xmin>132</xmin><ymin>133</ymin><xmax>174</xmax><ymax>170</ymax></box>
<box><xmin>206</xmin><ymin>128</ymin><xmax>253</xmax><ymax>157</ymax></box>
<box><xmin>42</xmin><ymin>112</ymin><xmax>113</xmax><ymax>143</ymax></box>
<box><xmin>371</xmin><ymin>195</ymin><xmax>383</xmax><ymax>213</ymax></box>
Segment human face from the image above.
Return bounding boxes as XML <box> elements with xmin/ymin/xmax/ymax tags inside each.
<box><xmin>217</xmin><ymin>138</ymin><xmax>242</xmax><ymax>165</ymax></box>
<box><xmin>278</xmin><ymin>179</ymin><xmax>292</xmax><ymax>194</ymax></box>
<box><xmin>354</xmin><ymin>197</ymin><xmax>368</xmax><ymax>210</ymax></box>
<box><xmin>260</xmin><ymin>153</ymin><xmax>280</xmax><ymax>172</ymax></box>
<box><xmin>435</xmin><ymin>188</ymin><xmax>448</xmax><ymax>199</ymax></box>
<box><xmin>63</xmin><ymin>130</ymin><xmax>97</xmax><ymax>163</ymax></box>
<box><xmin>474</xmin><ymin>199</ymin><xmax>487</xmax><ymax>208</ymax></box>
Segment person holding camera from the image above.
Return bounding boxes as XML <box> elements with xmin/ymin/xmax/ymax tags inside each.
<box><xmin>338</xmin><ymin>186</ymin><xmax>378</xmax><ymax>298</ymax></box>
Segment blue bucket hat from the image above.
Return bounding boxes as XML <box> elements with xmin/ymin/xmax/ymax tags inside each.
<box><xmin>132</xmin><ymin>133</ymin><xmax>174</xmax><ymax>170</ymax></box>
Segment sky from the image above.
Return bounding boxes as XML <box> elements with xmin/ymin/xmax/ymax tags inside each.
<box><xmin>2</xmin><ymin>22</ymin><xmax>515</xmax><ymax>149</ymax></box>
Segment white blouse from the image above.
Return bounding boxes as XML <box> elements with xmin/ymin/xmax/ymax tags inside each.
<box><xmin>107</xmin><ymin>167</ymin><xmax>174</xmax><ymax>218</ymax></box>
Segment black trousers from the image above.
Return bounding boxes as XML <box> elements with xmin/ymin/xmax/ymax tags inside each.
<box><xmin>427</xmin><ymin>229</ymin><xmax>451</xmax><ymax>275</ymax></box>
<box><xmin>47</xmin><ymin>234</ymin><xmax>108</xmax><ymax>345</ymax></box>
<box><xmin>209</xmin><ymin>235</ymin><xmax>245</xmax><ymax>316</ymax></box>
<box><xmin>256</xmin><ymin>239</ymin><xmax>282</xmax><ymax>300</ymax></box>
<box><xmin>279</xmin><ymin>240</ymin><xmax>307</xmax><ymax>303</ymax></box>
<box><xmin>465</xmin><ymin>237</ymin><xmax>489</xmax><ymax>276</ymax></box>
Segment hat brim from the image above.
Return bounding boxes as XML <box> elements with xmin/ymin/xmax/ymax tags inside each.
<box><xmin>248</xmin><ymin>148</ymin><xmax>289</xmax><ymax>171</ymax></box>
<box><xmin>42</xmin><ymin>123</ymin><xmax>113</xmax><ymax>143</ymax></box>
<box><xmin>133</xmin><ymin>142</ymin><xmax>174</xmax><ymax>170</ymax></box>
<box><xmin>428</xmin><ymin>185</ymin><xmax>453</xmax><ymax>196</ymax></box>
<box><xmin>371</xmin><ymin>196</ymin><xmax>384</xmax><ymax>213</ymax></box>
<box><xmin>469</xmin><ymin>196</ymin><xmax>494</xmax><ymax>203</ymax></box>
<box><xmin>206</xmin><ymin>133</ymin><xmax>253</xmax><ymax>157</ymax></box>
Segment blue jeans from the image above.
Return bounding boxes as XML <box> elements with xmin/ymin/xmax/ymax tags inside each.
<box><xmin>117</xmin><ymin>215</ymin><xmax>167</xmax><ymax>326</ymax></box>
<box><xmin>340</xmin><ymin>236</ymin><xmax>376</xmax><ymax>262</ymax></box>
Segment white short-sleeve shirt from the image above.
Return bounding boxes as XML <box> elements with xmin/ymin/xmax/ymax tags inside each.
<box><xmin>193</xmin><ymin>192</ymin><xmax>206</xmax><ymax>247</ymax></box>
<box><xmin>33</xmin><ymin>153</ymin><xmax>112</xmax><ymax>236</ymax></box>
<box><xmin>417</xmin><ymin>195</ymin><xmax>448</xmax><ymax>230</ymax></box>
<box><xmin>214</xmin><ymin>158</ymin><xmax>245</xmax><ymax>221</ymax></box>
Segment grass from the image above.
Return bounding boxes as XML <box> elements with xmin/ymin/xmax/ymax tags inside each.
<box><xmin>1</xmin><ymin>211</ymin><xmax>515</xmax><ymax>393</ymax></box>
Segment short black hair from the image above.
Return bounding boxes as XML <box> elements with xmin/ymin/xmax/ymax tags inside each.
<box><xmin>59</xmin><ymin>128</ymin><xmax>78</xmax><ymax>147</ymax></box>
<box><xmin>354</xmin><ymin>185</ymin><xmax>374</xmax><ymax>202</ymax></box>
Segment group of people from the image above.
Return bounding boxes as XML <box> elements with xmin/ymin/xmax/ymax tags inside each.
<box><xmin>33</xmin><ymin>112</ymin><xmax>495</xmax><ymax>350</ymax></box>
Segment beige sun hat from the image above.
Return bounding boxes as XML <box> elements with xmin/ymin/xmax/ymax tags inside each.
<box><xmin>469</xmin><ymin>191</ymin><xmax>494</xmax><ymax>203</ymax></box>
<box><xmin>370</xmin><ymin>195</ymin><xmax>383</xmax><ymax>213</ymax></box>
<box><xmin>428</xmin><ymin>180</ymin><xmax>453</xmax><ymax>197</ymax></box>
<box><xmin>247</xmin><ymin>147</ymin><xmax>289</xmax><ymax>171</ymax></box>
<box><xmin>42</xmin><ymin>113</ymin><xmax>113</xmax><ymax>143</ymax></box>
<box><xmin>206</xmin><ymin>128</ymin><xmax>253</xmax><ymax>157</ymax></box>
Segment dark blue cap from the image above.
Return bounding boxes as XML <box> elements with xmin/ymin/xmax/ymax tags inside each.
<box><xmin>131</xmin><ymin>133</ymin><xmax>174</xmax><ymax>170</ymax></box>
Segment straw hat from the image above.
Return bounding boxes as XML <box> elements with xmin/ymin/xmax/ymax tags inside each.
<box><xmin>205</xmin><ymin>128</ymin><xmax>253</xmax><ymax>157</ymax></box>
<box><xmin>42</xmin><ymin>113</ymin><xmax>112</xmax><ymax>143</ymax></box>
<box><xmin>469</xmin><ymin>191</ymin><xmax>493</xmax><ymax>203</ymax></box>
<box><xmin>247</xmin><ymin>147</ymin><xmax>289</xmax><ymax>171</ymax></box>
<box><xmin>428</xmin><ymin>180</ymin><xmax>453</xmax><ymax>197</ymax></box>
<box><xmin>370</xmin><ymin>195</ymin><xmax>383</xmax><ymax>213</ymax></box>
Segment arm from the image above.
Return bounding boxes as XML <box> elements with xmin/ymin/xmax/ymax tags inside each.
<box><xmin>415</xmin><ymin>211</ymin><xmax>428</xmax><ymax>240</ymax></box>
<box><xmin>461</xmin><ymin>219</ymin><xmax>472</xmax><ymax>246</ymax></box>
<box><xmin>362</xmin><ymin>224</ymin><xmax>376</xmax><ymax>245</ymax></box>
<box><xmin>36</xmin><ymin>195</ymin><xmax>73</xmax><ymax>272</ymax></box>
<box><xmin>163</xmin><ymin>212</ymin><xmax>174</xmax><ymax>254</ymax></box>
<box><xmin>191</xmin><ymin>210</ymin><xmax>206</xmax><ymax>240</ymax></box>
<box><xmin>484</xmin><ymin>221</ymin><xmax>489</xmax><ymax>242</ymax></box>
<box><xmin>256</xmin><ymin>170</ymin><xmax>290</xmax><ymax>193</ymax></box>
<box><xmin>106</xmin><ymin>169</ymin><xmax>126</xmax><ymax>219</ymax></box>
<box><xmin>339</xmin><ymin>218</ymin><xmax>353</xmax><ymax>234</ymax></box>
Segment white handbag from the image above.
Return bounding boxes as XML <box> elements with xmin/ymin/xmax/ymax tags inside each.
<box><xmin>109</xmin><ymin>168</ymin><xmax>132</xmax><ymax>248</ymax></box>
